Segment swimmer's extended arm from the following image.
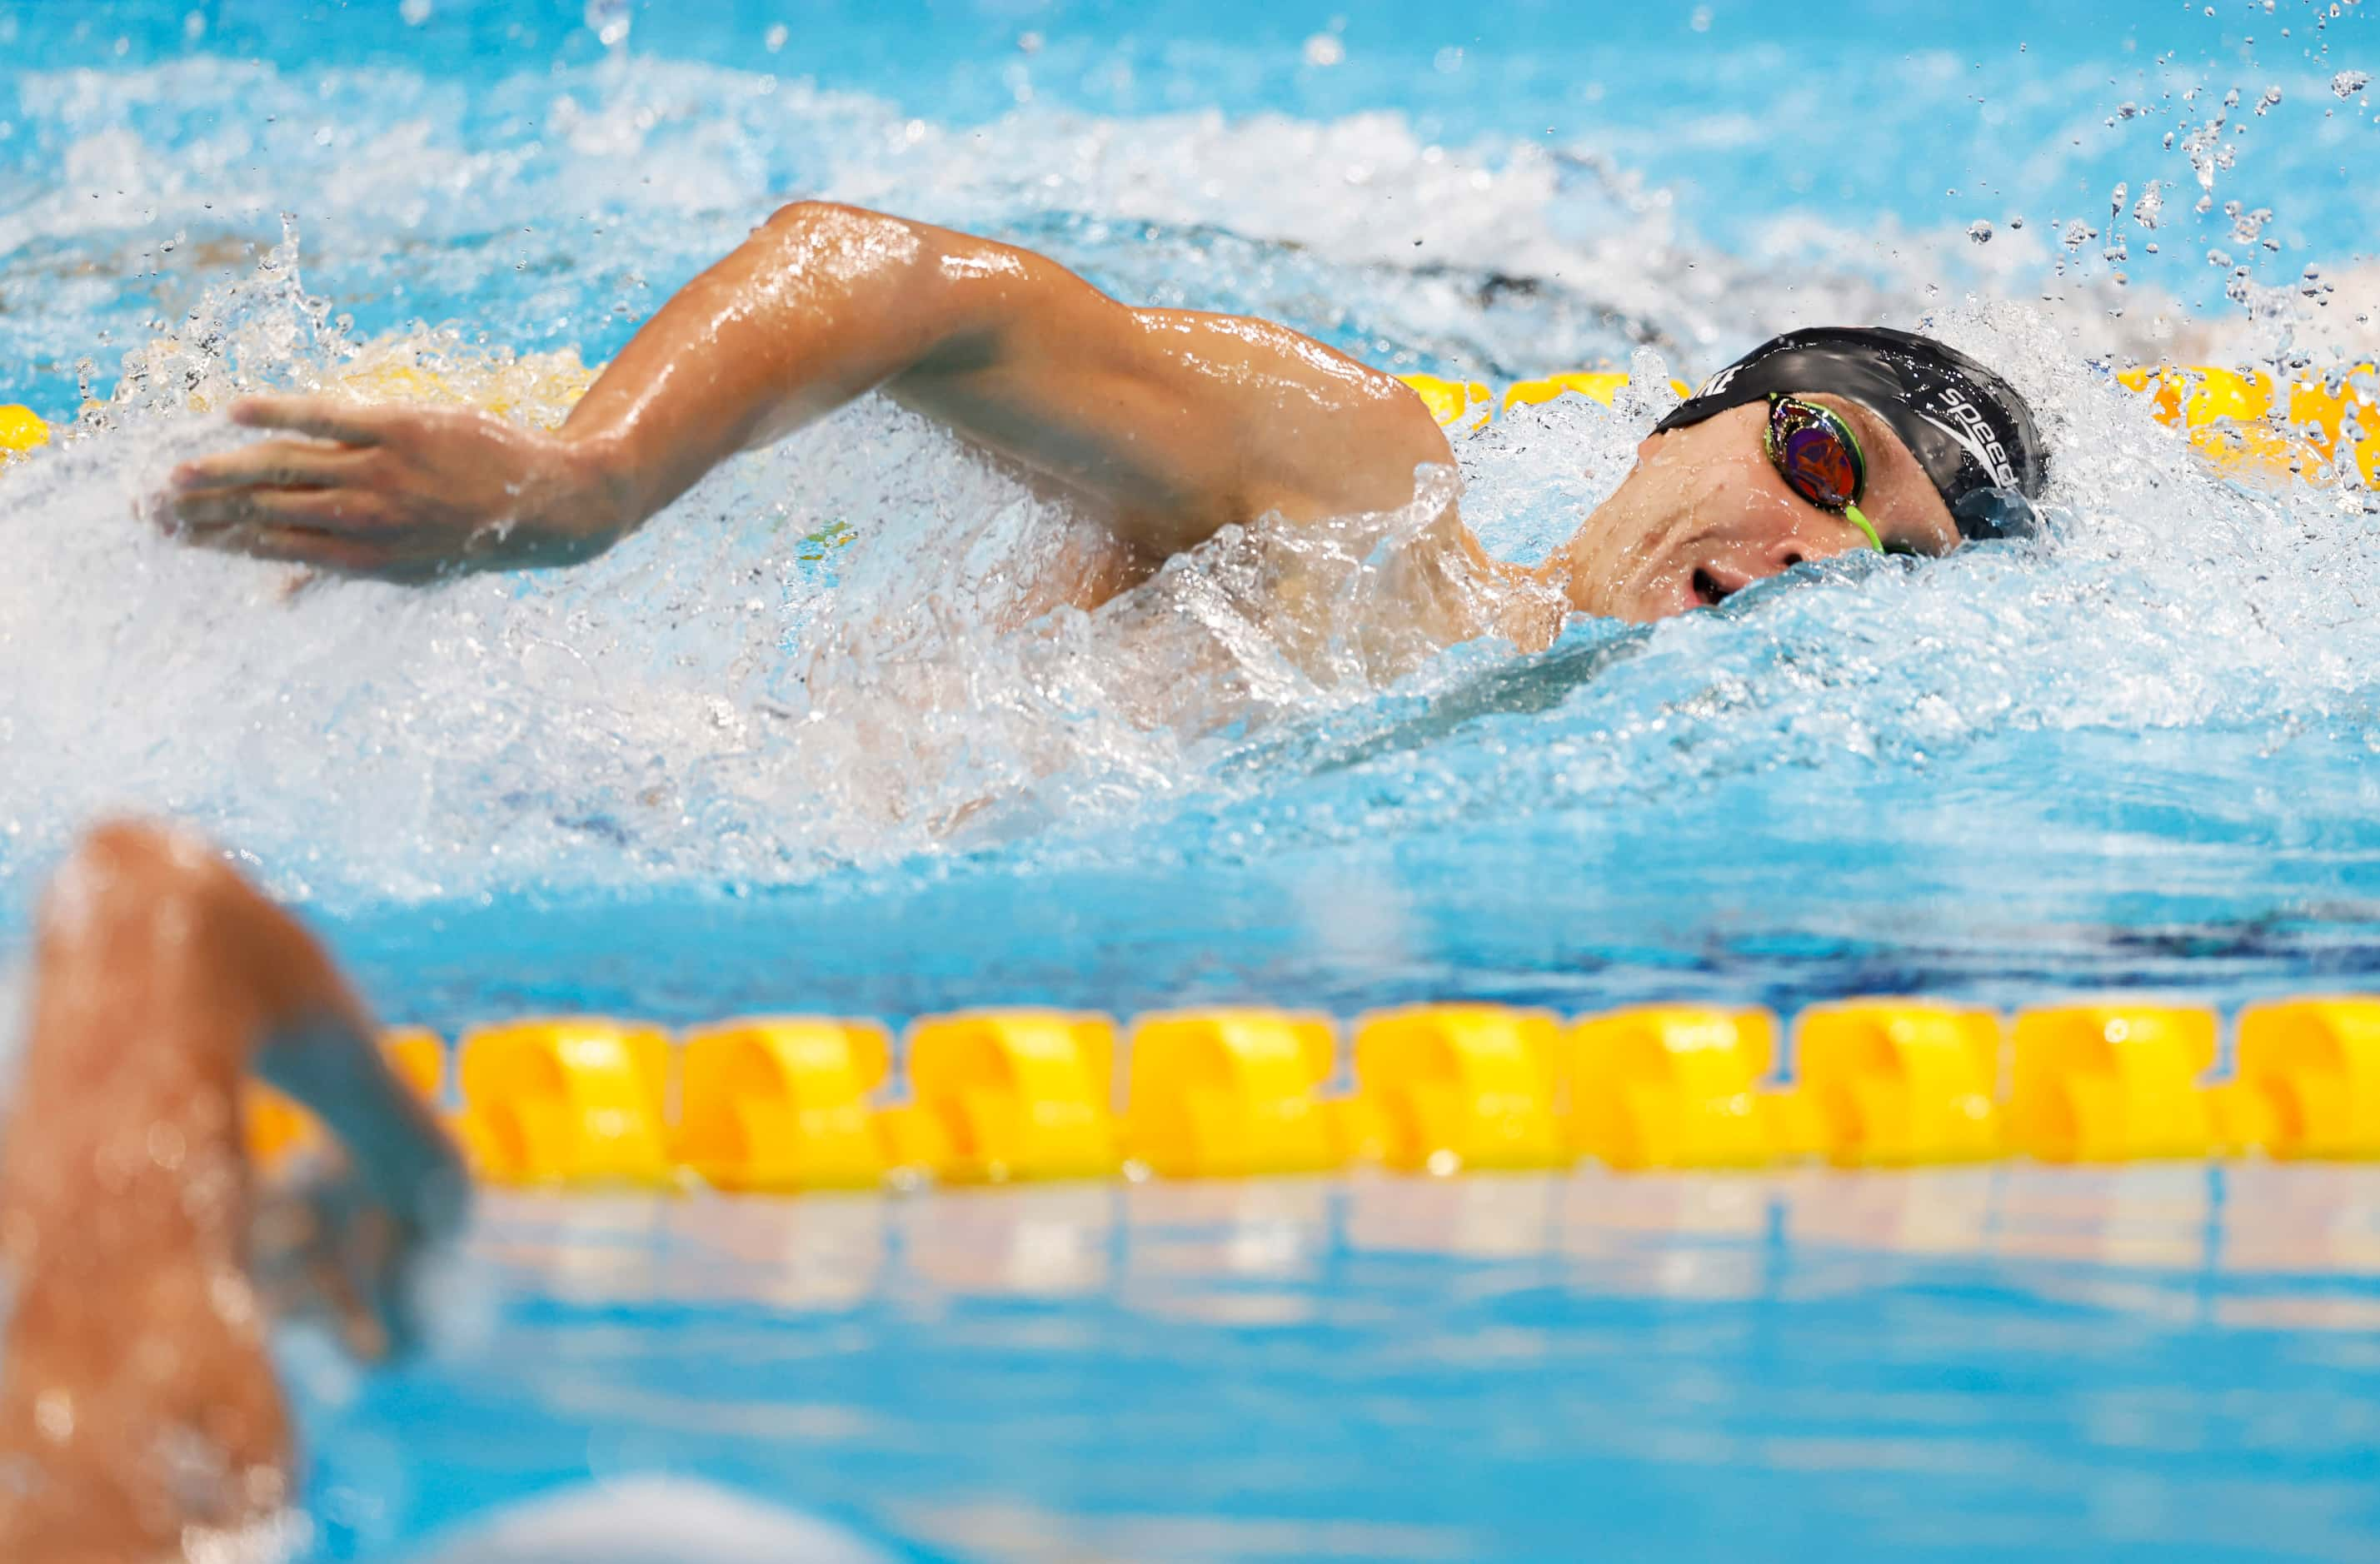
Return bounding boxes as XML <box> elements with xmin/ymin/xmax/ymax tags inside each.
<box><xmin>166</xmin><ymin>202</ymin><xmax>1454</xmax><ymax>578</ymax></box>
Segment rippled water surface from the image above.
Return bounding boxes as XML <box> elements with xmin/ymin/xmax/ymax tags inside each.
<box><xmin>331</xmin><ymin>1168</ymin><xmax>2380</xmax><ymax>1562</ymax></box>
<box><xmin>4</xmin><ymin>2</ymin><xmax>2380</xmax><ymax>1559</ymax></box>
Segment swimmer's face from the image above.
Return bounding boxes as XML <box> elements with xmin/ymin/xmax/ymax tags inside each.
<box><xmin>1555</xmin><ymin>396</ymin><xmax>1960</xmax><ymax>622</ymax></box>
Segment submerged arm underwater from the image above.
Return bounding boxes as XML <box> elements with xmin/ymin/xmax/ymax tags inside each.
<box><xmin>164</xmin><ymin>202</ymin><xmax>1459</xmax><ymax>588</ymax></box>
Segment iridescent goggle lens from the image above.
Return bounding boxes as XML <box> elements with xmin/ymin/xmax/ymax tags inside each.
<box><xmin>1764</xmin><ymin>393</ymin><xmax>1881</xmax><ymax>551</ymax></box>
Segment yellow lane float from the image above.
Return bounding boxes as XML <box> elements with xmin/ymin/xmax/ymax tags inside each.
<box><xmin>902</xmin><ymin>1009</ymin><xmax>1121</xmax><ymax>1183</ymax></box>
<box><xmin>1124</xmin><ymin>1009</ymin><xmax>1344</xmax><ymax>1178</ymax></box>
<box><xmin>268</xmin><ymin>993</ymin><xmax>2373</xmax><ymax>1193</ymax></box>
<box><xmin>676</xmin><ymin>1018</ymin><xmax>896</xmax><ymax>1192</ymax></box>
<box><xmin>0</xmin><ymin>403</ymin><xmax>49</xmax><ymax>460</ymax></box>
<box><xmin>1352</xmin><ymin>1004</ymin><xmax>1569</xmax><ymax>1173</ymax></box>
<box><xmin>2233</xmin><ymin>998</ymin><xmax>2380</xmax><ymax>1160</ymax></box>
<box><xmin>455</xmin><ymin>1017</ymin><xmax>676</xmax><ymax>1187</ymax></box>
<box><xmin>1791</xmin><ymin>1000</ymin><xmax>2004</xmax><ymax>1168</ymax></box>
<box><xmin>2116</xmin><ymin>363</ymin><xmax>2380</xmax><ymax>487</ymax></box>
<box><xmin>2008</xmin><ymin>1004</ymin><xmax>2254</xmax><ymax>1163</ymax></box>
<box><xmin>1401</xmin><ymin>370</ymin><xmax>1695</xmax><ymax>432</ymax></box>
<box><xmin>1565</xmin><ymin>1005</ymin><xmax>1786</xmax><ymax>1172</ymax></box>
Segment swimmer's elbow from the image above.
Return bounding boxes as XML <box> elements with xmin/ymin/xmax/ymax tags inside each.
<box><xmin>756</xmin><ymin>197</ymin><xmax>890</xmax><ymax>237</ymax></box>
<box><xmin>35</xmin><ymin>819</ymin><xmax>237</xmax><ymax>966</ymax></box>
<box><xmin>751</xmin><ymin>201</ymin><xmax>933</xmax><ymax>279</ymax></box>
<box><xmin>751</xmin><ymin>200</ymin><xmax>960</xmax><ymax>326</ymax></box>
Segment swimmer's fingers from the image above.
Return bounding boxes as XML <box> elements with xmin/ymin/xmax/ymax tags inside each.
<box><xmin>174</xmin><ymin>488</ymin><xmax>486</xmax><ymax>578</ymax></box>
<box><xmin>170</xmin><ymin>436</ymin><xmax>372</xmax><ymax>494</ymax></box>
<box><xmin>227</xmin><ymin>393</ymin><xmax>392</xmax><ymax>446</ymax></box>
<box><xmin>252</xmin><ymin>1171</ymin><xmax>398</xmax><ymax>1362</ymax></box>
<box><xmin>172</xmin><ymin>485</ymin><xmax>394</xmax><ymax>537</ymax></box>
<box><xmin>228</xmin><ymin>526</ymin><xmax>408</xmax><ymax>575</ymax></box>
<box><xmin>175</xmin><ymin>512</ymin><xmax>409</xmax><ymax>575</ymax></box>
<box><xmin>288</xmin><ymin>1233</ymin><xmax>393</xmax><ymax>1362</ymax></box>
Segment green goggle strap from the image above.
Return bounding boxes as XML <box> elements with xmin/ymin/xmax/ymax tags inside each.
<box><xmin>1842</xmin><ymin>501</ymin><xmax>1884</xmax><ymax>552</ymax></box>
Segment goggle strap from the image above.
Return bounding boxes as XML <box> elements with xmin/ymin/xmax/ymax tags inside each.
<box><xmin>1842</xmin><ymin>501</ymin><xmax>1884</xmax><ymax>553</ymax></box>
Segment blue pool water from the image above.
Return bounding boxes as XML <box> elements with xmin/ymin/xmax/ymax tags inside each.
<box><xmin>331</xmin><ymin>1168</ymin><xmax>2380</xmax><ymax>1562</ymax></box>
<box><xmin>3</xmin><ymin>1</ymin><xmax>2380</xmax><ymax>1558</ymax></box>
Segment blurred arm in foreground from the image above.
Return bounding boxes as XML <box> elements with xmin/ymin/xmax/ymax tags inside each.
<box><xmin>0</xmin><ymin>820</ymin><xmax>467</xmax><ymax>1561</ymax></box>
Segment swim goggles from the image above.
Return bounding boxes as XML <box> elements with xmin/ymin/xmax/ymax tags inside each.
<box><xmin>1764</xmin><ymin>393</ymin><xmax>1884</xmax><ymax>552</ymax></box>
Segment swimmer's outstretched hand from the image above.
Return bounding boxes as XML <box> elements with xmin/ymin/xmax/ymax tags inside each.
<box><xmin>162</xmin><ymin>393</ymin><xmax>621</xmax><ymax>580</ymax></box>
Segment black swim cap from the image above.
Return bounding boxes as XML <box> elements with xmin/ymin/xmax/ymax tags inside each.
<box><xmin>1653</xmin><ymin>326</ymin><xmax>2048</xmax><ymax>540</ymax></box>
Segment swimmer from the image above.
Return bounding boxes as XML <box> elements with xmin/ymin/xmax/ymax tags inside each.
<box><xmin>163</xmin><ymin>203</ymin><xmax>2047</xmax><ymax>644</ymax></box>
<box><xmin>0</xmin><ymin>822</ymin><xmax>896</xmax><ymax>1563</ymax></box>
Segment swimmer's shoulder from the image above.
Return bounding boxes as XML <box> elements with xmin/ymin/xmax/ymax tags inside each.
<box><xmin>1132</xmin><ymin>308</ymin><xmax>1455</xmax><ymax>521</ymax></box>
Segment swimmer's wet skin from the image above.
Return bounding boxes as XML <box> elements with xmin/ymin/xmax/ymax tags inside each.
<box><xmin>0</xmin><ymin>823</ymin><xmax>895</xmax><ymax>1564</ymax></box>
<box><xmin>0</xmin><ymin>822</ymin><xmax>467</xmax><ymax>1558</ymax></box>
<box><xmin>163</xmin><ymin>202</ymin><xmax>2047</xmax><ymax>639</ymax></box>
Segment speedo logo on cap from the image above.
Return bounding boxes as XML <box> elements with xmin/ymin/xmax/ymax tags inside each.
<box><xmin>1927</xmin><ymin>389</ymin><xmax>2018</xmax><ymax>488</ymax></box>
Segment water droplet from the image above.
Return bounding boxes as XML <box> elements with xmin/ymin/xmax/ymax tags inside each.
<box><xmin>764</xmin><ymin>23</ymin><xmax>787</xmax><ymax>52</ymax></box>
<box><xmin>2333</xmin><ymin>69</ymin><xmax>2372</xmax><ymax>98</ymax></box>
<box><xmin>1968</xmin><ymin>220</ymin><xmax>1994</xmax><ymax>244</ymax></box>
<box><xmin>584</xmin><ymin>0</ymin><xmax>630</xmax><ymax>51</ymax></box>
<box><xmin>397</xmin><ymin>0</ymin><xmax>432</xmax><ymax>24</ymax></box>
<box><xmin>1302</xmin><ymin>32</ymin><xmax>1345</xmax><ymax>67</ymax></box>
